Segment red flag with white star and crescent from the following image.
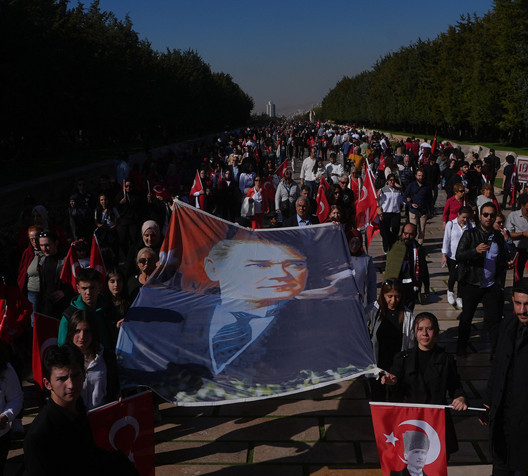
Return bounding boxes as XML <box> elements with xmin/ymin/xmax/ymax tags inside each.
<box><xmin>316</xmin><ymin>176</ymin><xmax>330</xmax><ymax>223</ymax></box>
<box><xmin>89</xmin><ymin>391</ymin><xmax>155</xmax><ymax>476</ymax></box>
<box><xmin>370</xmin><ymin>402</ymin><xmax>447</xmax><ymax>476</ymax></box>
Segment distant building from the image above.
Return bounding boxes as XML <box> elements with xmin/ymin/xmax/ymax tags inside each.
<box><xmin>266</xmin><ymin>101</ymin><xmax>276</xmax><ymax>117</ymax></box>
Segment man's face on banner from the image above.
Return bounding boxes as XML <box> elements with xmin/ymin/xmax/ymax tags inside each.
<box><xmin>205</xmin><ymin>241</ymin><xmax>308</xmax><ymax>305</ymax></box>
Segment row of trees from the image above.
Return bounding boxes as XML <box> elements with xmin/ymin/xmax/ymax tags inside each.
<box><xmin>1</xmin><ymin>0</ymin><xmax>254</xmax><ymax>159</ymax></box>
<box><xmin>321</xmin><ymin>0</ymin><xmax>528</xmax><ymax>144</ymax></box>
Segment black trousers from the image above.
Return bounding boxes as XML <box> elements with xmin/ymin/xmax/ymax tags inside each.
<box><xmin>447</xmin><ymin>258</ymin><xmax>458</xmax><ymax>293</ymax></box>
<box><xmin>0</xmin><ymin>430</ymin><xmax>11</xmax><ymax>474</ymax></box>
<box><xmin>379</xmin><ymin>212</ymin><xmax>401</xmax><ymax>252</ymax></box>
<box><xmin>457</xmin><ymin>281</ymin><xmax>502</xmax><ymax>356</ymax></box>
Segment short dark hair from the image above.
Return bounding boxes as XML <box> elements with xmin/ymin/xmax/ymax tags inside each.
<box><xmin>76</xmin><ymin>268</ymin><xmax>101</xmax><ymax>285</ymax></box>
<box><xmin>519</xmin><ymin>194</ymin><xmax>528</xmax><ymax>207</ymax></box>
<box><xmin>513</xmin><ymin>278</ymin><xmax>528</xmax><ymax>296</ymax></box>
<box><xmin>459</xmin><ymin>206</ymin><xmax>473</xmax><ymax>215</ymax></box>
<box><xmin>38</xmin><ymin>229</ymin><xmax>58</xmax><ymax>242</ymax></box>
<box><xmin>43</xmin><ymin>344</ymin><xmax>84</xmax><ymax>381</ymax></box>
<box><xmin>480</xmin><ymin>202</ymin><xmax>497</xmax><ymax>214</ymax></box>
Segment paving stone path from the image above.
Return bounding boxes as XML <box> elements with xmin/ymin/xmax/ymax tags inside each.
<box><xmin>8</xmin><ymin>170</ymin><xmax>508</xmax><ymax>475</ymax></box>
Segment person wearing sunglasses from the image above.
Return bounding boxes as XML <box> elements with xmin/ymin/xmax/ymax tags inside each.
<box><xmin>127</xmin><ymin>248</ymin><xmax>158</xmax><ymax>302</ymax></box>
<box><xmin>455</xmin><ymin>202</ymin><xmax>512</xmax><ymax>359</ymax></box>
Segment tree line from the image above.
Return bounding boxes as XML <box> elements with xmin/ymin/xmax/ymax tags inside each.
<box><xmin>321</xmin><ymin>0</ymin><xmax>528</xmax><ymax>144</ymax></box>
<box><xmin>0</xmin><ymin>0</ymin><xmax>254</xmax><ymax>160</ymax></box>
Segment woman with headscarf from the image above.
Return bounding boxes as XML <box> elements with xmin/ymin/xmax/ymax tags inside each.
<box><xmin>125</xmin><ymin>220</ymin><xmax>162</xmax><ymax>277</ymax></box>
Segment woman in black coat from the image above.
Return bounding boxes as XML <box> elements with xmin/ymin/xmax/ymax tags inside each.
<box><xmin>382</xmin><ymin>312</ymin><xmax>467</xmax><ymax>457</ymax></box>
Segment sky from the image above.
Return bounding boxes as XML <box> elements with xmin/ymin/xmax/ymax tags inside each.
<box><xmin>96</xmin><ymin>0</ymin><xmax>494</xmax><ymax>116</ymax></box>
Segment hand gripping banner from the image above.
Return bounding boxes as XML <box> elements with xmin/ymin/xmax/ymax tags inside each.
<box><xmin>116</xmin><ymin>200</ymin><xmax>376</xmax><ymax>405</ymax></box>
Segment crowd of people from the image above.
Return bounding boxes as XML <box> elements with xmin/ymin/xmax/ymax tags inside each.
<box><xmin>1</xmin><ymin>120</ymin><xmax>527</xmax><ymax>474</ymax></box>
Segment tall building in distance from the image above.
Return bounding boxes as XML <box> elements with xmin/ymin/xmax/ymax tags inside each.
<box><xmin>266</xmin><ymin>100</ymin><xmax>276</xmax><ymax>117</ymax></box>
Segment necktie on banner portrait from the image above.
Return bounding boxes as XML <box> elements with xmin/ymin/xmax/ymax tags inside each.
<box><xmin>116</xmin><ymin>200</ymin><xmax>377</xmax><ymax>405</ymax></box>
<box><xmin>370</xmin><ymin>402</ymin><xmax>447</xmax><ymax>476</ymax></box>
<box><xmin>89</xmin><ymin>391</ymin><xmax>155</xmax><ymax>476</ymax></box>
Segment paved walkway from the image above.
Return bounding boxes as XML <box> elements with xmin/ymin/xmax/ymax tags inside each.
<box><xmin>7</xmin><ymin>180</ymin><xmax>505</xmax><ymax>475</ymax></box>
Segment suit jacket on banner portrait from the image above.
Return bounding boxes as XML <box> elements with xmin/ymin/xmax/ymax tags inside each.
<box><xmin>370</xmin><ymin>402</ymin><xmax>447</xmax><ymax>476</ymax></box>
<box><xmin>117</xmin><ymin>286</ymin><xmax>374</xmax><ymax>404</ymax></box>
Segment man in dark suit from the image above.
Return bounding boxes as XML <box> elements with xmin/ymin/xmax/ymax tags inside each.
<box><xmin>481</xmin><ymin>278</ymin><xmax>528</xmax><ymax>475</ymax></box>
<box><xmin>384</xmin><ymin>223</ymin><xmax>430</xmax><ymax>310</ymax></box>
<box><xmin>282</xmin><ymin>197</ymin><xmax>320</xmax><ymax>227</ymax></box>
<box><xmin>117</xmin><ymin>237</ymin><xmax>372</xmax><ymax>402</ymax></box>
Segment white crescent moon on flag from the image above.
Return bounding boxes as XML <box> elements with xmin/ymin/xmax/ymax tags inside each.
<box><xmin>358</xmin><ymin>186</ymin><xmax>368</xmax><ymax>204</ymax></box>
<box><xmin>108</xmin><ymin>416</ymin><xmax>140</xmax><ymax>452</ymax></box>
<box><xmin>71</xmin><ymin>262</ymin><xmax>81</xmax><ymax>279</ymax></box>
<box><xmin>318</xmin><ymin>201</ymin><xmax>325</xmax><ymax>215</ymax></box>
<box><xmin>398</xmin><ymin>419</ymin><xmax>441</xmax><ymax>465</ymax></box>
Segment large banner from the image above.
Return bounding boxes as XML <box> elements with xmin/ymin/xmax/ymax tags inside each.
<box><xmin>116</xmin><ymin>201</ymin><xmax>376</xmax><ymax>405</ymax></box>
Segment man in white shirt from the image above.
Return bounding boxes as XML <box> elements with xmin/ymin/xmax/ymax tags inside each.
<box><xmin>300</xmin><ymin>147</ymin><xmax>317</xmax><ymax>197</ymax></box>
<box><xmin>326</xmin><ymin>152</ymin><xmax>343</xmax><ymax>184</ymax></box>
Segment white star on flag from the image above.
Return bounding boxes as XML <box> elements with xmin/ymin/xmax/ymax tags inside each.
<box><xmin>384</xmin><ymin>432</ymin><xmax>399</xmax><ymax>446</ymax></box>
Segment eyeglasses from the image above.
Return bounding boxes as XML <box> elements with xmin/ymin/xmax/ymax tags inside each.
<box><xmin>496</xmin><ymin>221</ymin><xmax>504</xmax><ymax>226</ymax></box>
<box><xmin>254</xmin><ymin>179</ymin><xmax>261</xmax><ymax>182</ymax></box>
<box><xmin>138</xmin><ymin>257</ymin><xmax>155</xmax><ymax>264</ymax></box>
<box><xmin>481</xmin><ymin>212</ymin><xmax>496</xmax><ymax>218</ymax></box>
<box><xmin>339</xmin><ymin>181</ymin><xmax>348</xmax><ymax>185</ymax></box>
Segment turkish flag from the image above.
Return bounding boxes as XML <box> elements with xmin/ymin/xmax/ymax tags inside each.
<box><xmin>378</xmin><ymin>153</ymin><xmax>386</xmax><ymax>171</ymax></box>
<box><xmin>89</xmin><ymin>391</ymin><xmax>155</xmax><ymax>476</ymax></box>
<box><xmin>189</xmin><ymin>170</ymin><xmax>203</xmax><ymax>196</ymax></box>
<box><xmin>90</xmin><ymin>233</ymin><xmax>107</xmax><ymax>285</ymax></box>
<box><xmin>32</xmin><ymin>313</ymin><xmax>60</xmax><ymax>396</ymax></box>
<box><xmin>431</xmin><ymin>132</ymin><xmax>438</xmax><ymax>155</ymax></box>
<box><xmin>59</xmin><ymin>244</ymin><xmax>80</xmax><ymax>291</ymax></box>
<box><xmin>316</xmin><ymin>176</ymin><xmax>330</xmax><ymax>223</ymax></box>
<box><xmin>150</xmin><ymin>182</ymin><xmax>172</xmax><ymax>200</ymax></box>
<box><xmin>189</xmin><ymin>170</ymin><xmax>205</xmax><ymax>209</ymax></box>
<box><xmin>261</xmin><ymin>175</ymin><xmax>276</xmax><ymax>198</ymax></box>
<box><xmin>356</xmin><ymin>164</ymin><xmax>380</xmax><ymax>249</ymax></box>
<box><xmin>274</xmin><ymin>158</ymin><xmax>288</xmax><ymax>178</ymax></box>
<box><xmin>370</xmin><ymin>402</ymin><xmax>447</xmax><ymax>476</ymax></box>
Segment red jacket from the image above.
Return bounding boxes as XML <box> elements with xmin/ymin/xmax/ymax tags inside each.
<box><xmin>17</xmin><ymin>245</ymin><xmax>36</xmax><ymax>292</ymax></box>
<box><xmin>0</xmin><ymin>284</ymin><xmax>32</xmax><ymax>344</ymax></box>
<box><xmin>442</xmin><ymin>196</ymin><xmax>465</xmax><ymax>223</ymax></box>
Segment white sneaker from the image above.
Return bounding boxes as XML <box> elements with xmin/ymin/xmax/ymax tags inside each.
<box><xmin>456</xmin><ymin>298</ymin><xmax>463</xmax><ymax>309</ymax></box>
<box><xmin>447</xmin><ymin>291</ymin><xmax>455</xmax><ymax>305</ymax></box>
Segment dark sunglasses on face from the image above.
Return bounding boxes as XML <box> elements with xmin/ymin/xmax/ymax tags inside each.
<box><xmin>481</xmin><ymin>212</ymin><xmax>496</xmax><ymax>218</ymax></box>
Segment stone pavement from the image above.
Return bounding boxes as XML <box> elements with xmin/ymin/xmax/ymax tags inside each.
<box><xmin>7</xmin><ymin>184</ymin><xmax>505</xmax><ymax>476</ymax></box>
